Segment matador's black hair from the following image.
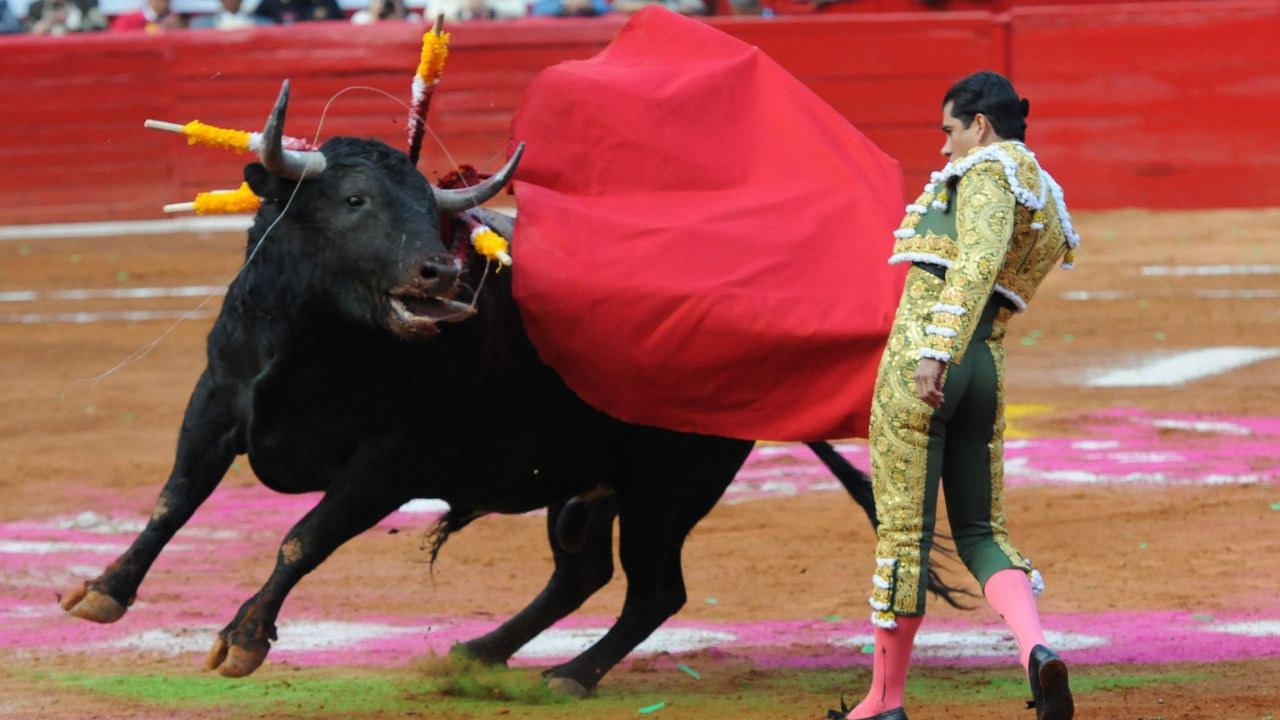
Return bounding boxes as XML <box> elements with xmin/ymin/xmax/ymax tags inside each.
<box><xmin>943</xmin><ymin>70</ymin><xmax>1029</xmax><ymax>142</ymax></box>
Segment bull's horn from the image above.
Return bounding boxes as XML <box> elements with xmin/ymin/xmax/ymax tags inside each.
<box><xmin>260</xmin><ymin>80</ymin><xmax>327</xmax><ymax>180</ymax></box>
<box><xmin>432</xmin><ymin>143</ymin><xmax>524</xmax><ymax>213</ymax></box>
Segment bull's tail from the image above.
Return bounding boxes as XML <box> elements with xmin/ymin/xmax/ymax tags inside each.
<box><xmin>424</xmin><ymin>507</ymin><xmax>483</xmax><ymax>576</ymax></box>
<box><xmin>805</xmin><ymin>441</ymin><xmax>974</xmax><ymax>610</ymax></box>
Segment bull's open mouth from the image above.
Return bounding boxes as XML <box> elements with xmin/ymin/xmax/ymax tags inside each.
<box><xmin>388</xmin><ymin>292</ymin><xmax>475</xmax><ymax>338</ymax></box>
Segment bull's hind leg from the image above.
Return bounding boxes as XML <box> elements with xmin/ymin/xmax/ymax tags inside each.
<box><xmin>62</xmin><ymin>370</ymin><xmax>239</xmax><ymax>623</ymax></box>
<box><xmin>206</xmin><ymin>480</ymin><xmax>407</xmax><ymax>677</ymax></box>
<box><xmin>543</xmin><ymin>434</ymin><xmax>752</xmax><ymax>696</ymax></box>
<box><xmin>457</xmin><ymin>493</ymin><xmax>617</xmax><ymax>665</ymax></box>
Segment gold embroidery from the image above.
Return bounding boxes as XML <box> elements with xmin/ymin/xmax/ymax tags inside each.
<box><xmin>888</xmin><ymin>142</ymin><xmax>1075</xmax><ymax>326</ymax></box>
<box><xmin>869</xmin><ymin>267</ymin><xmax>943</xmax><ymax>618</ymax></box>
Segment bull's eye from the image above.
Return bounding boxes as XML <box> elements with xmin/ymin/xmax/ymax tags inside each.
<box><xmin>345</xmin><ymin>195</ymin><xmax>366</xmax><ymax>208</ymax></box>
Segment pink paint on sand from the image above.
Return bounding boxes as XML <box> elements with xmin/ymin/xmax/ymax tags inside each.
<box><xmin>733</xmin><ymin>409</ymin><xmax>1280</xmax><ymax>497</ymax></box>
<box><xmin>5</xmin><ymin>599</ymin><xmax>1279</xmax><ymax>670</ymax></box>
<box><xmin>3</xmin><ymin>408</ymin><xmax>1277</xmax><ymax>673</ymax></box>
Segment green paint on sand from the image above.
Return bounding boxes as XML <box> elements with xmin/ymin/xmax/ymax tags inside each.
<box><xmin>759</xmin><ymin>667</ymin><xmax>1200</xmax><ymax>705</ymax></box>
<box><xmin>677</xmin><ymin>664</ymin><xmax>701</xmax><ymax>680</ymax></box>
<box><xmin>638</xmin><ymin>702</ymin><xmax>666</xmax><ymax>714</ymax></box>
<box><xmin>29</xmin><ymin>666</ymin><xmax>1204</xmax><ymax>719</ymax></box>
<box><xmin>50</xmin><ymin>672</ymin><xmax>421</xmax><ymax>715</ymax></box>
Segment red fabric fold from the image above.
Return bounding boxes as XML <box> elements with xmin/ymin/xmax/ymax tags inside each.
<box><xmin>510</xmin><ymin>7</ymin><xmax>905</xmax><ymax>441</ymax></box>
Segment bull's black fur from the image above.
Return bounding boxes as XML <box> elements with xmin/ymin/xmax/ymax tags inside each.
<box><xmin>65</xmin><ymin>136</ymin><xmax>959</xmax><ymax>692</ymax></box>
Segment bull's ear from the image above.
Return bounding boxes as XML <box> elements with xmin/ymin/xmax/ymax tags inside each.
<box><xmin>244</xmin><ymin>163</ymin><xmax>294</xmax><ymax>201</ymax></box>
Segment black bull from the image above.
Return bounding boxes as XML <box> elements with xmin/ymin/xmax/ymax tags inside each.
<box><xmin>60</xmin><ymin>89</ymin><xmax>959</xmax><ymax>695</ymax></box>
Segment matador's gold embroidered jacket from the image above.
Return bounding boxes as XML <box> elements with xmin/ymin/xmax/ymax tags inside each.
<box><xmin>887</xmin><ymin>141</ymin><xmax>1080</xmax><ymax>366</ymax></box>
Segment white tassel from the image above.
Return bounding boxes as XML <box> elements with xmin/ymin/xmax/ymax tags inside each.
<box><xmin>888</xmin><ymin>252</ymin><xmax>953</xmax><ymax>268</ymax></box>
<box><xmin>925</xmin><ymin>325</ymin><xmax>957</xmax><ymax>338</ymax></box>
<box><xmin>872</xmin><ymin>575</ymin><xmax>891</xmax><ymax>590</ymax></box>
<box><xmin>893</xmin><ymin>228</ymin><xmax>917</xmax><ymax>240</ymax></box>
<box><xmin>992</xmin><ymin>284</ymin><xmax>1029</xmax><ymax>313</ymax></box>
<box><xmin>931</xmin><ymin>303</ymin><xmax>966</xmax><ymax>316</ymax></box>
<box><xmin>918</xmin><ymin>348</ymin><xmax>952</xmax><ymax>362</ymax></box>
<box><xmin>868</xmin><ymin>597</ymin><xmax>890</xmax><ymax>611</ymax></box>
<box><xmin>870</xmin><ymin>612</ymin><xmax>898</xmax><ymax>630</ymax></box>
<box><xmin>1029</xmin><ymin>569</ymin><xmax>1045</xmax><ymax>595</ymax></box>
<box><xmin>875</xmin><ymin>558</ymin><xmax>897</xmax><ymax>568</ymax></box>
<box><xmin>906</xmin><ymin>203</ymin><xmax>927</xmax><ymax>215</ymax></box>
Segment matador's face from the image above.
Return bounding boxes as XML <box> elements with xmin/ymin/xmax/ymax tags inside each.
<box><xmin>940</xmin><ymin>101</ymin><xmax>989</xmax><ymax>162</ymax></box>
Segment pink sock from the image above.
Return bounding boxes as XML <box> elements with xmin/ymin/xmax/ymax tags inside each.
<box><xmin>847</xmin><ymin>614</ymin><xmax>923</xmax><ymax>719</ymax></box>
<box><xmin>984</xmin><ymin>568</ymin><xmax>1048</xmax><ymax>671</ymax></box>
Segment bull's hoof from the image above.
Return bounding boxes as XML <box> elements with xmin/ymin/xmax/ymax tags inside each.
<box><xmin>61</xmin><ymin>583</ymin><xmax>128</xmax><ymax>624</ymax></box>
<box><xmin>546</xmin><ymin>676</ymin><xmax>594</xmax><ymax>699</ymax></box>
<box><xmin>206</xmin><ymin>635</ymin><xmax>269</xmax><ymax>678</ymax></box>
<box><xmin>451</xmin><ymin>642</ymin><xmax>509</xmax><ymax>668</ymax></box>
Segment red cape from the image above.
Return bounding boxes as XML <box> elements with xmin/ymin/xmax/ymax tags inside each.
<box><xmin>510</xmin><ymin>7</ymin><xmax>905</xmax><ymax>441</ymax></box>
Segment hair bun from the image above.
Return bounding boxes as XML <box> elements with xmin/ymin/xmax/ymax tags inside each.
<box><xmin>1019</xmin><ymin>98</ymin><xmax>1031</xmax><ymax>118</ymax></box>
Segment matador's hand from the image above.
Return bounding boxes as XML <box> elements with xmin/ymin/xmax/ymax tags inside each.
<box><xmin>914</xmin><ymin>358</ymin><xmax>946</xmax><ymax>410</ymax></box>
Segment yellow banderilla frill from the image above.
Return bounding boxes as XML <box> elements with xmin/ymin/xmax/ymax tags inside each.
<box><xmin>163</xmin><ymin>182</ymin><xmax>261</xmax><ymax>215</ymax></box>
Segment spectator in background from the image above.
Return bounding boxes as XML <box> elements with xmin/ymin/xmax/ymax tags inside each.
<box><xmin>25</xmin><ymin>0</ymin><xmax>108</xmax><ymax>34</ymax></box>
<box><xmin>1</xmin><ymin>0</ymin><xmax>23</xmax><ymax>32</ymax></box>
<box><xmin>424</xmin><ymin>0</ymin><xmax>525</xmax><ymax>21</ymax></box>
<box><xmin>529</xmin><ymin>0</ymin><xmax>607</xmax><ymax>16</ymax></box>
<box><xmin>612</xmin><ymin>0</ymin><xmax>705</xmax><ymax>14</ymax></box>
<box><xmin>351</xmin><ymin>0</ymin><xmax>420</xmax><ymax>23</ymax></box>
<box><xmin>110</xmin><ymin>0</ymin><xmax>183</xmax><ymax>29</ymax></box>
<box><xmin>253</xmin><ymin>0</ymin><xmax>342</xmax><ymax>23</ymax></box>
<box><xmin>191</xmin><ymin>0</ymin><xmax>274</xmax><ymax>28</ymax></box>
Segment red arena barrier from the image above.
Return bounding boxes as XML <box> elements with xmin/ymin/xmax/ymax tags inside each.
<box><xmin>1</xmin><ymin>1</ymin><xmax>1277</xmax><ymax>225</ymax></box>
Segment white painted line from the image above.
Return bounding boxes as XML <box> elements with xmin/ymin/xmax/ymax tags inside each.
<box><xmin>0</xmin><ymin>216</ymin><xmax>254</xmax><ymax>241</ymax></box>
<box><xmin>1140</xmin><ymin>264</ymin><xmax>1280</xmax><ymax>277</ymax></box>
<box><xmin>0</xmin><ymin>285</ymin><xmax>226</xmax><ymax>303</ymax></box>
<box><xmin>1149</xmin><ymin>418</ymin><xmax>1252</xmax><ymax>436</ymax></box>
<box><xmin>1194</xmin><ymin>289</ymin><xmax>1280</xmax><ymax>299</ymax></box>
<box><xmin>1202</xmin><ymin>620</ymin><xmax>1280</xmax><ymax>637</ymax></box>
<box><xmin>0</xmin><ymin>540</ymin><xmax>127</xmax><ymax>554</ymax></box>
<box><xmin>1060</xmin><ymin>290</ymin><xmax>1134</xmax><ymax>301</ymax></box>
<box><xmin>0</xmin><ymin>206</ymin><xmax>517</xmax><ymax>242</ymax></box>
<box><xmin>515</xmin><ymin>627</ymin><xmax>737</xmax><ymax>659</ymax></box>
<box><xmin>398</xmin><ymin>498</ymin><xmax>451</xmax><ymax>514</ymax></box>
<box><xmin>1084</xmin><ymin>347</ymin><xmax>1280</xmax><ymax>387</ymax></box>
<box><xmin>0</xmin><ymin>310</ymin><xmax>216</xmax><ymax>325</ymax></box>
<box><xmin>99</xmin><ymin>620</ymin><xmax>423</xmax><ymax>656</ymax></box>
<box><xmin>1060</xmin><ymin>289</ymin><xmax>1280</xmax><ymax>301</ymax></box>
<box><xmin>833</xmin><ymin>629</ymin><xmax>1108</xmax><ymax>658</ymax></box>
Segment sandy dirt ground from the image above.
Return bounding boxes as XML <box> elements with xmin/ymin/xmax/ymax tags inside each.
<box><xmin>2</xmin><ymin>208</ymin><xmax>1279</xmax><ymax>719</ymax></box>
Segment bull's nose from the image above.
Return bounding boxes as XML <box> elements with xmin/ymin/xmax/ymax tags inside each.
<box><xmin>419</xmin><ymin>256</ymin><xmax>460</xmax><ymax>293</ymax></box>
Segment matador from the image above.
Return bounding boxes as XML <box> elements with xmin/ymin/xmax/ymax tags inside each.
<box><xmin>837</xmin><ymin>71</ymin><xmax>1078</xmax><ymax>720</ymax></box>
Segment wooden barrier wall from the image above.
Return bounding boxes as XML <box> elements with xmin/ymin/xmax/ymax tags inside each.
<box><xmin>1</xmin><ymin>1</ymin><xmax>1277</xmax><ymax>225</ymax></box>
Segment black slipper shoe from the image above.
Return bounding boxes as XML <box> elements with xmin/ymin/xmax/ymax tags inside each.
<box><xmin>825</xmin><ymin>697</ymin><xmax>908</xmax><ymax>720</ymax></box>
<box><xmin>1027</xmin><ymin>645</ymin><xmax>1074</xmax><ymax>720</ymax></box>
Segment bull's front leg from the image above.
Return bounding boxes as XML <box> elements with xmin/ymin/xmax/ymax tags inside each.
<box><xmin>206</xmin><ymin>476</ymin><xmax>408</xmax><ymax>677</ymax></box>
<box><xmin>62</xmin><ymin>370</ymin><xmax>240</xmax><ymax>623</ymax></box>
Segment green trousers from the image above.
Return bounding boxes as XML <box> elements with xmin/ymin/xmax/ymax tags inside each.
<box><xmin>868</xmin><ymin>267</ymin><xmax>1035</xmax><ymax>628</ymax></box>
